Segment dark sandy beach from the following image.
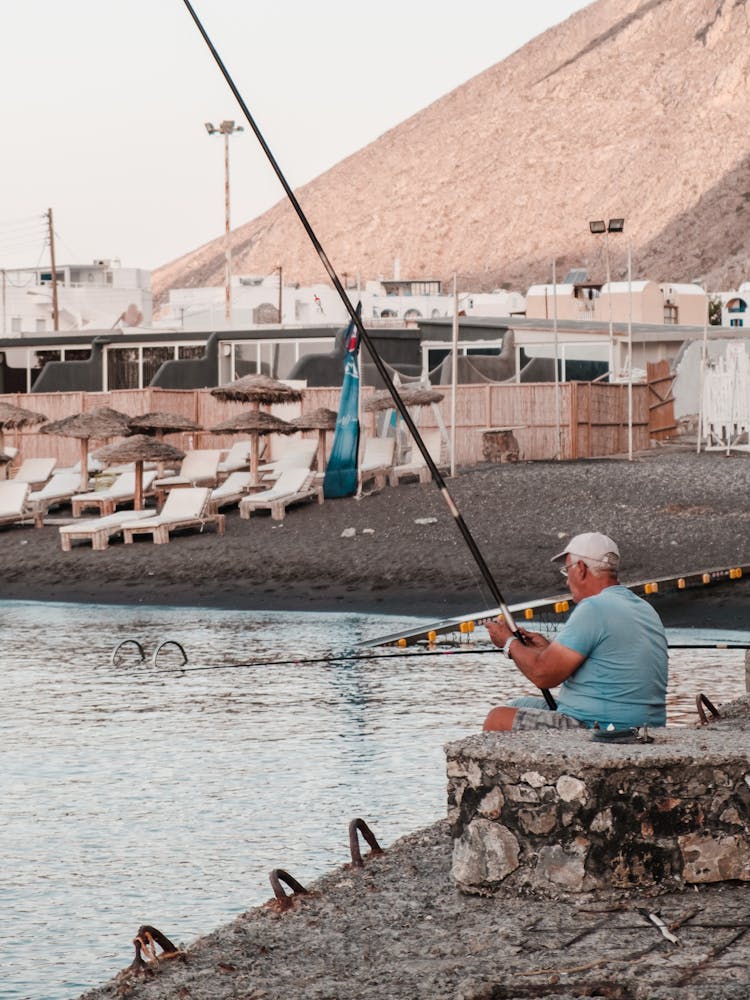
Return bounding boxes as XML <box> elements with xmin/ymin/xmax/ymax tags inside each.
<box><xmin>2</xmin><ymin>445</ymin><xmax>749</xmax><ymax>628</ymax></box>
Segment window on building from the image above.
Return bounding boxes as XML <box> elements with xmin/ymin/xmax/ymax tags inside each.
<box><xmin>31</xmin><ymin>349</ymin><xmax>61</xmax><ymax>389</ymax></box>
<box><xmin>663</xmin><ymin>304</ymin><xmax>678</xmax><ymax>324</ymax></box>
<box><xmin>727</xmin><ymin>298</ymin><xmax>747</xmax><ymax>313</ymax></box>
<box><xmin>178</xmin><ymin>345</ymin><xmax>206</xmax><ymax>360</ymax></box>
<box><xmin>35</xmin><ymin>318</ymin><xmax>46</xmax><ymax>333</ymax></box>
<box><xmin>410</xmin><ymin>281</ymin><xmax>441</xmax><ymax>295</ymax></box>
<box><xmin>107</xmin><ymin>347</ymin><xmax>140</xmax><ymax>389</ymax></box>
<box><xmin>232</xmin><ymin>342</ymin><xmax>260</xmax><ymax>378</ymax></box>
<box><xmin>143</xmin><ymin>347</ymin><xmax>174</xmax><ymax>386</ymax></box>
<box><xmin>11</xmin><ymin>317</ymin><xmax>21</xmax><ymax>333</ymax></box>
<box><xmin>730</xmin><ymin>318</ymin><xmax>744</xmax><ymax>328</ymax></box>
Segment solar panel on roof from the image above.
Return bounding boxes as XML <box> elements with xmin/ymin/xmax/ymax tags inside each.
<box><xmin>563</xmin><ymin>268</ymin><xmax>588</xmax><ymax>284</ymax></box>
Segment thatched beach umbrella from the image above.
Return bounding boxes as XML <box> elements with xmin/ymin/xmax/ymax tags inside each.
<box><xmin>0</xmin><ymin>400</ymin><xmax>48</xmax><ymax>454</ymax></box>
<box><xmin>40</xmin><ymin>406</ymin><xmax>132</xmax><ymax>491</ymax></box>
<box><xmin>290</xmin><ymin>407</ymin><xmax>338</xmax><ymax>474</ymax></box>
<box><xmin>93</xmin><ymin>435</ymin><xmax>185</xmax><ymax>510</ymax></box>
<box><xmin>363</xmin><ymin>387</ymin><xmax>445</xmax><ymax>412</ymax></box>
<box><xmin>210</xmin><ymin>409</ymin><xmax>296</xmax><ymax>485</ymax></box>
<box><xmin>129</xmin><ymin>411</ymin><xmax>202</xmax><ymax>441</ymax></box>
<box><xmin>210</xmin><ymin>374</ymin><xmax>305</xmax><ymax>408</ymax></box>
<box><xmin>363</xmin><ymin>387</ymin><xmax>445</xmax><ymax>463</ymax></box>
<box><xmin>0</xmin><ymin>449</ymin><xmax>13</xmax><ymax>480</ymax></box>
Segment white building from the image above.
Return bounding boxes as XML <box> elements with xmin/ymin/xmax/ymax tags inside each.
<box><xmin>717</xmin><ymin>283</ymin><xmax>750</xmax><ymax>328</ymax></box>
<box><xmin>160</xmin><ymin>274</ymin><xmax>525</xmax><ymax>330</ymax></box>
<box><xmin>1</xmin><ymin>259</ymin><xmax>152</xmax><ymax>335</ymax></box>
<box><xmin>526</xmin><ymin>278</ymin><xmax>708</xmax><ymax>327</ymax></box>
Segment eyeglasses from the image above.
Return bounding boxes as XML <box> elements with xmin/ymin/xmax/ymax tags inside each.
<box><xmin>560</xmin><ymin>559</ymin><xmax>580</xmax><ymax>579</ymax></box>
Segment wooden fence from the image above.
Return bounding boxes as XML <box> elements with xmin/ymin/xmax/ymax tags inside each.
<box><xmin>0</xmin><ymin>382</ymin><xmax>650</xmax><ymax>466</ymax></box>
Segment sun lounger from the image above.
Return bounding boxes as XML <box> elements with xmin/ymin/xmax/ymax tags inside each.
<box><xmin>71</xmin><ymin>470</ymin><xmax>158</xmax><ymax>517</ymax></box>
<box><xmin>259</xmin><ymin>440</ymin><xmax>318</xmax><ymax>481</ymax></box>
<box><xmin>208</xmin><ymin>471</ymin><xmax>253</xmax><ymax>512</ymax></box>
<box><xmin>359</xmin><ymin>437</ymin><xmax>395</xmax><ymax>490</ymax></box>
<box><xmin>26</xmin><ymin>472</ymin><xmax>83</xmax><ymax>517</ymax></box>
<box><xmin>217</xmin><ymin>440</ymin><xmax>251</xmax><ymax>477</ymax></box>
<box><xmin>55</xmin><ymin>456</ymin><xmax>105</xmax><ymax>476</ymax></box>
<box><xmin>59</xmin><ymin>509</ymin><xmax>155</xmax><ymax>551</ymax></box>
<box><xmin>0</xmin><ymin>481</ymin><xmax>36</xmax><ymax>528</ymax></box>
<box><xmin>238</xmin><ymin>468</ymin><xmax>323</xmax><ymax>521</ymax></box>
<box><xmin>388</xmin><ymin>430</ymin><xmax>446</xmax><ymax>486</ymax></box>
<box><xmin>153</xmin><ymin>449</ymin><xmax>222</xmax><ymax>502</ymax></box>
<box><xmin>120</xmin><ymin>486</ymin><xmax>225</xmax><ymax>545</ymax></box>
<box><xmin>13</xmin><ymin>457</ymin><xmax>57</xmax><ymax>488</ymax></box>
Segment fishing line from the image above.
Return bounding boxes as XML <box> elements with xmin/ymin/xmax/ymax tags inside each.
<box><xmin>180</xmin><ymin>0</ymin><xmax>555</xmax><ymax>708</ymax></box>
<box><xmin>113</xmin><ymin>641</ymin><xmax>750</xmax><ymax>678</ymax></box>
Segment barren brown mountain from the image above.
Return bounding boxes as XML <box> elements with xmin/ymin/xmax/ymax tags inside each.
<box><xmin>153</xmin><ymin>0</ymin><xmax>750</xmax><ymax>308</ymax></box>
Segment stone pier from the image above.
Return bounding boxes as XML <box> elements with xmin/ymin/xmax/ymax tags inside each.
<box><xmin>447</xmin><ymin>697</ymin><xmax>750</xmax><ymax>896</ymax></box>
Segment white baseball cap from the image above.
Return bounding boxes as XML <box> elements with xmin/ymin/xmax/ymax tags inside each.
<box><xmin>551</xmin><ymin>532</ymin><xmax>620</xmax><ymax>564</ymax></box>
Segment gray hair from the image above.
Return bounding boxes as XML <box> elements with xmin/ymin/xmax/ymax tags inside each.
<box><xmin>580</xmin><ymin>552</ymin><xmax>620</xmax><ymax>576</ymax></box>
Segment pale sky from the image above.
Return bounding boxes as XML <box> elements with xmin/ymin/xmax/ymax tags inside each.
<box><xmin>0</xmin><ymin>1</ymin><xmax>590</xmax><ymax>272</ymax></box>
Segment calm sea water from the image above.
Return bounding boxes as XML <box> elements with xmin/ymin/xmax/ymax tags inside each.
<box><xmin>2</xmin><ymin>600</ymin><xmax>748</xmax><ymax>1000</ymax></box>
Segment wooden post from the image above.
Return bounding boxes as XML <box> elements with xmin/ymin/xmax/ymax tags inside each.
<box><xmin>569</xmin><ymin>382</ymin><xmax>579</xmax><ymax>460</ymax></box>
<box><xmin>134</xmin><ymin>459</ymin><xmax>144</xmax><ymax>510</ymax></box>
<box><xmin>80</xmin><ymin>438</ymin><xmax>89</xmax><ymax>492</ymax></box>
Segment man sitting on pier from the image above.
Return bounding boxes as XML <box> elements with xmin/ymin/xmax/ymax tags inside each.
<box><xmin>484</xmin><ymin>532</ymin><xmax>668</xmax><ymax>732</ymax></box>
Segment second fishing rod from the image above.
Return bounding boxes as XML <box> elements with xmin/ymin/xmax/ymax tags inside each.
<box><xmin>181</xmin><ymin>0</ymin><xmax>554</xmax><ymax>710</ymax></box>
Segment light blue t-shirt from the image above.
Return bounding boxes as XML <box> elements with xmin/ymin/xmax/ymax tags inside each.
<box><xmin>554</xmin><ymin>585</ymin><xmax>668</xmax><ymax>728</ymax></box>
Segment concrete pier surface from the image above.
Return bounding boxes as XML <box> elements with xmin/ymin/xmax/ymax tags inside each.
<box><xmin>80</xmin><ymin>697</ymin><xmax>750</xmax><ymax>1000</ymax></box>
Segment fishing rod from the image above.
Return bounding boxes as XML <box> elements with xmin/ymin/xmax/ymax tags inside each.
<box><xmin>115</xmin><ymin>641</ymin><xmax>750</xmax><ymax>679</ymax></box>
<box><xmin>181</xmin><ymin>0</ymin><xmax>555</xmax><ymax>710</ymax></box>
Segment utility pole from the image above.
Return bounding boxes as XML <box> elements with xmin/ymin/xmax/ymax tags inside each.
<box><xmin>47</xmin><ymin>208</ymin><xmax>59</xmax><ymax>331</ymax></box>
<box><xmin>205</xmin><ymin>120</ymin><xmax>244</xmax><ymax>322</ymax></box>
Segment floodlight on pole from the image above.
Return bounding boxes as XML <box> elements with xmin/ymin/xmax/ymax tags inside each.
<box><xmin>588</xmin><ymin>217</ymin><xmax>626</xmax><ymax>381</ymax></box>
<box><xmin>205</xmin><ymin>119</ymin><xmax>244</xmax><ymax>321</ymax></box>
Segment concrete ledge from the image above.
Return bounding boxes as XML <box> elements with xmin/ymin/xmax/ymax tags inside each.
<box><xmin>447</xmin><ymin>697</ymin><xmax>750</xmax><ymax>896</ymax></box>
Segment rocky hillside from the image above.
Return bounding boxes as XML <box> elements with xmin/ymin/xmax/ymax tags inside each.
<box><xmin>153</xmin><ymin>0</ymin><xmax>750</xmax><ymax>307</ymax></box>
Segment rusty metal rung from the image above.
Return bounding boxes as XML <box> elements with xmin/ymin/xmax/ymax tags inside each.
<box><xmin>129</xmin><ymin>924</ymin><xmax>179</xmax><ymax>972</ymax></box>
<box><xmin>696</xmin><ymin>692</ymin><xmax>721</xmax><ymax>726</ymax></box>
<box><xmin>269</xmin><ymin>868</ymin><xmax>308</xmax><ymax>909</ymax></box>
<box><xmin>111</xmin><ymin>638</ymin><xmax>145</xmax><ymax>666</ymax></box>
<box><xmin>349</xmin><ymin>817</ymin><xmax>384</xmax><ymax>868</ymax></box>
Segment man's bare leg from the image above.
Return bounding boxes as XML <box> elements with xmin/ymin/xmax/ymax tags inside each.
<box><xmin>482</xmin><ymin>706</ymin><xmax>517</xmax><ymax>731</ymax></box>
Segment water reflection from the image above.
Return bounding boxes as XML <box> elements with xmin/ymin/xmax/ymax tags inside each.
<box><xmin>1</xmin><ymin>601</ymin><xmax>748</xmax><ymax>1000</ymax></box>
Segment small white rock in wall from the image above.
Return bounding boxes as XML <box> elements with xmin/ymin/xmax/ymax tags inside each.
<box><xmin>362</xmin><ymin>528</ymin><xmax>375</xmax><ymax>534</ymax></box>
<box><xmin>341</xmin><ymin>527</ymin><xmax>356</xmax><ymax>538</ymax></box>
<box><xmin>414</xmin><ymin>517</ymin><xmax>438</xmax><ymax>525</ymax></box>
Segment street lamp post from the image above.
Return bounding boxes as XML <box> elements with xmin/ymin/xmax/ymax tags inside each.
<box><xmin>589</xmin><ymin>218</ymin><xmax>632</xmax><ymax>457</ymax></box>
<box><xmin>589</xmin><ymin>217</ymin><xmax>624</xmax><ymax>380</ymax></box>
<box><xmin>205</xmin><ymin>119</ymin><xmax>244</xmax><ymax>322</ymax></box>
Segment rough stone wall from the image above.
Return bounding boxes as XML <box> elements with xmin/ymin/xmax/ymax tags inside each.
<box><xmin>447</xmin><ymin>718</ymin><xmax>750</xmax><ymax>896</ymax></box>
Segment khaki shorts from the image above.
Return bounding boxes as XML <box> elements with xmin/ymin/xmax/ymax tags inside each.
<box><xmin>512</xmin><ymin>708</ymin><xmax>586</xmax><ymax>732</ymax></box>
